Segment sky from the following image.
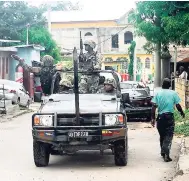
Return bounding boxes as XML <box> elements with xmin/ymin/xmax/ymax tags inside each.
<box><xmin>27</xmin><ymin>0</ymin><xmax>136</xmax><ymax>17</ymax></box>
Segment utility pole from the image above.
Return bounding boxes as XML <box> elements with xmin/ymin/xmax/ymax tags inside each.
<box><xmin>26</xmin><ymin>23</ymin><xmax>30</xmax><ymax>45</ymax></box>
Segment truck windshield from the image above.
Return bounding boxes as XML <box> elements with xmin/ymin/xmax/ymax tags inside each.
<box><xmin>57</xmin><ymin>71</ymin><xmax>118</xmax><ymax>95</ymax></box>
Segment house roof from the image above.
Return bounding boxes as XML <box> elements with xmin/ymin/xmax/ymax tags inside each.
<box><xmin>0</xmin><ymin>39</ymin><xmax>20</xmax><ymax>43</ymax></box>
<box><xmin>14</xmin><ymin>44</ymin><xmax>45</xmax><ymax>51</ymax></box>
<box><xmin>0</xmin><ymin>47</ymin><xmax>17</xmax><ymax>52</ymax></box>
<box><xmin>48</xmin><ymin>10</ymin><xmax>127</xmax><ymax>23</ymax></box>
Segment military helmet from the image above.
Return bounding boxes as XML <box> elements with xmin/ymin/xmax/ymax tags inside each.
<box><xmin>41</xmin><ymin>55</ymin><xmax>54</xmax><ymax>66</ymax></box>
<box><xmin>60</xmin><ymin>79</ymin><xmax>73</xmax><ymax>88</ymax></box>
<box><xmin>84</xmin><ymin>40</ymin><xmax>96</xmax><ymax>49</ymax></box>
<box><xmin>104</xmin><ymin>78</ymin><xmax>116</xmax><ymax>88</ymax></box>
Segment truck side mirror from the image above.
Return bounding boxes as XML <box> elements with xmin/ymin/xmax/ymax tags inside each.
<box><xmin>122</xmin><ymin>93</ymin><xmax>130</xmax><ymax>104</ymax></box>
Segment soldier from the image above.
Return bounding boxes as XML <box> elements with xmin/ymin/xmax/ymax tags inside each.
<box><xmin>151</xmin><ymin>78</ymin><xmax>185</xmax><ymax>162</ymax></box>
<box><xmin>79</xmin><ymin>40</ymin><xmax>102</xmax><ymax>93</ymax></box>
<box><xmin>11</xmin><ymin>54</ymin><xmax>60</xmax><ymax>95</ymax></box>
<box><xmin>98</xmin><ymin>78</ymin><xmax>117</xmax><ymax>95</ymax></box>
<box><xmin>59</xmin><ymin>79</ymin><xmax>73</xmax><ymax>93</ymax></box>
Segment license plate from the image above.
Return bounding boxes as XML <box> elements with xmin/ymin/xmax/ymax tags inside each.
<box><xmin>68</xmin><ymin>131</ymin><xmax>89</xmax><ymax>138</ymax></box>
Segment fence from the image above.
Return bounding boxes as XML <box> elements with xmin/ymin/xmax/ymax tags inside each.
<box><xmin>0</xmin><ymin>84</ymin><xmax>6</xmax><ymax>114</ymax></box>
<box><xmin>175</xmin><ymin>78</ymin><xmax>189</xmax><ymax>110</ymax></box>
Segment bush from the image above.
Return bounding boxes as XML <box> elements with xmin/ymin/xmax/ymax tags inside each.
<box><xmin>174</xmin><ymin>109</ymin><xmax>189</xmax><ymax>136</ymax></box>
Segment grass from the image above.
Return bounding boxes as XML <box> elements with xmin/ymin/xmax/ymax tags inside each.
<box><xmin>174</xmin><ymin>109</ymin><xmax>189</xmax><ymax>136</ymax></box>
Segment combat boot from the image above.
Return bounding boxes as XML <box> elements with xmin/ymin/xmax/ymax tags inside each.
<box><xmin>163</xmin><ymin>154</ymin><xmax>172</xmax><ymax>162</ymax></box>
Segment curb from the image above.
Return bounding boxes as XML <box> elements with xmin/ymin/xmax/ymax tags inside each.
<box><xmin>172</xmin><ymin>138</ymin><xmax>186</xmax><ymax>180</ymax></box>
<box><xmin>0</xmin><ymin>109</ymin><xmax>34</xmax><ymax>123</ymax></box>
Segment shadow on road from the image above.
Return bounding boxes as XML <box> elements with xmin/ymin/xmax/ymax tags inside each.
<box><xmin>47</xmin><ymin>150</ymin><xmax>120</xmax><ymax>169</ymax></box>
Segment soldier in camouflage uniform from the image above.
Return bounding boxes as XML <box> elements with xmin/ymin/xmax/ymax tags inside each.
<box><xmin>98</xmin><ymin>78</ymin><xmax>116</xmax><ymax>94</ymax></box>
<box><xmin>151</xmin><ymin>78</ymin><xmax>185</xmax><ymax>162</ymax></box>
<box><xmin>79</xmin><ymin>40</ymin><xmax>101</xmax><ymax>93</ymax></box>
<box><xmin>59</xmin><ymin>78</ymin><xmax>74</xmax><ymax>94</ymax></box>
<box><xmin>11</xmin><ymin>54</ymin><xmax>60</xmax><ymax>95</ymax></box>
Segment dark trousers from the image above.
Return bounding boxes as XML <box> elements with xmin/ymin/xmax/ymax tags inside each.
<box><xmin>156</xmin><ymin>113</ymin><xmax>175</xmax><ymax>155</ymax></box>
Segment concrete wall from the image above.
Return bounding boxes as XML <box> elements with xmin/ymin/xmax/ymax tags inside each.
<box><xmin>0</xmin><ymin>52</ymin><xmax>12</xmax><ymax>80</ymax></box>
<box><xmin>175</xmin><ymin>78</ymin><xmax>189</xmax><ymax>110</ymax></box>
<box><xmin>51</xmin><ymin>26</ymin><xmax>148</xmax><ymax>55</ymax></box>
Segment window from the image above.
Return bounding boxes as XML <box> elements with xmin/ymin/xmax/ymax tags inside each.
<box><xmin>145</xmin><ymin>58</ymin><xmax>150</xmax><ymax>69</ymax></box>
<box><xmin>85</xmin><ymin>32</ymin><xmax>93</xmax><ymax>36</ymax></box>
<box><xmin>111</xmin><ymin>34</ymin><xmax>119</xmax><ymax>48</ymax></box>
<box><xmin>124</xmin><ymin>31</ymin><xmax>133</xmax><ymax>44</ymax></box>
<box><xmin>6</xmin><ymin>57</ymin><xmax>8</xmax><ymax>74</ymax></box>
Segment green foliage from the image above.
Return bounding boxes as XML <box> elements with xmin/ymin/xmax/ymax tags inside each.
<box><xmin>128</xmin><ymin>41</ymin><xmax>136</xmax><ymax>80</ymax></box>
<box><xmin>0</xmin><ymin>1</ymin><xmax>46</xmax><ymax>40</ymax></box>
<box><xmin>0</xmin><ymin>1</ymin><xmax>62</xmax><ymax>62</ymax></box>
<box><xmin>20</xmin><ymin>27</ymin><xmax>61</xmax><ymax>63</ymax></box>
<box><xmin>129</xmin><ymin>1</ymin><xmax>189</xmax><ymax>47</ymax></box>
<box><xmin>40</xmin><ymin>1</ymin><xmax>80</xmax><ymax>11</ymax></box>
<box><xmin>174</xmin><ymin>109</ymin><xmax>189</xmax><ymax>136</ymax></box>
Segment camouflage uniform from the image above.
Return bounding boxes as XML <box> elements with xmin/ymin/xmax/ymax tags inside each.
<box><xmin>59</xmin><ymin>79</ymin><xmax>74</xmax><ymax>93</ymax></box>
<box><xmin>40</xmin><ymin>55</ymin><xmax>59</xmax><ymax>95</ymax></box>
<box><xmin>156</xmin><ymin>113</ymin><xmax>175</xmax><ymax>156</ymax></box>
<box><xmin>79</xmin><ymin>40</ymin><xmax>102</xmax><ymax>93</ymax></box>
<box><xmin>98</xmin><ymin>78</ymin><xmax>116</xmax><ymax>95</ymax></box>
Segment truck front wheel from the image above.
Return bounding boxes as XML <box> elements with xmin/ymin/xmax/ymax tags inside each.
<box><xmin>114</xmin><ymin>139</ymin><xmax>128</xmax><ymax>166</ymax></box>
<box><xmin>33</xmin><ymin>141</ymin><xmax>50</xmax><ymax>167</ymax></box>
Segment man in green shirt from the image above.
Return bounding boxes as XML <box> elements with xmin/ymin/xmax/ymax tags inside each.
<box><xmin>151</xmin><ymin>78</ymin><xmax>185</xmax><ymax>162</ymax></box>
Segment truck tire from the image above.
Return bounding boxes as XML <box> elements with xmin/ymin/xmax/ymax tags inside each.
<box><xmin>114</xmin><ymin>138</ymin><xmax>128</xmax><ymax>166</ymax></box>
<box><xmin>33</xmin><ymin>141</ymin><xmax>50</xmax><ymax>167</ymax></box>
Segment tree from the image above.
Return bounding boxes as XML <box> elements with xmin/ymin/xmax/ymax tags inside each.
<box><xmin>0</xmin><ymin>1</ymin><xmax>62</xmax><ymax>62</ymax></box>
<box><xmin>129</xmin><ymin>1</ymin><xmax>189</xmax><ymax>86</ymax></box>
<box><xmin>20</xmin><ymin>26</ymin><xmax>61</xmax><ymax>63</ymax></box>
<box><xmin>40</xmin><ymin>1</ymin><xmax>81</xmax><ymax>11</ymax></box>
<box><xmin>128</xmin><ymin>41</ymin><xmax>136</xmax><ymax>80</ymax></box>
<box><xmin>0</xmin><ymin>1</ymin><xmax>46</xmax><ymax>40</ymax></box>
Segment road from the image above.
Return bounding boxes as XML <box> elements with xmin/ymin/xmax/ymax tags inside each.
<box><xmin>0</xmin><ymin>112</ymin><xmax>180</xmax><ymax>181</ymax></box>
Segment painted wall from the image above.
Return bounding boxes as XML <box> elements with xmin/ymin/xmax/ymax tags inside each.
<box><xmin>102</xmin><ymin>53</ymin><xmax>154</xmax><ymax>81</ymax></box>
<box><xmin>0</xmin><ymin>52</ymin><xmax>11</xmax><ymax>80</ymax></box>
<box><xmin>10</xmin><ymin>47</ymin><xmax>41</xmax><ymax>81</ymax></box>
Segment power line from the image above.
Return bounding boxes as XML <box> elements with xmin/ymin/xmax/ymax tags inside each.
<box><xmin>58</xmin><ymin>25</ymin><xmax>130</xmax><ymax>53</ymax></box>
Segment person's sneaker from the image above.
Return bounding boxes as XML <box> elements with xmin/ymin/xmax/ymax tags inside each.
<box><xmin>163</xmin><ymin>154</ymin><xmax>172</xmax><ymax>162</ymax></box>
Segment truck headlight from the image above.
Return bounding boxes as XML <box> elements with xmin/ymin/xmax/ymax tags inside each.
<box><xmin>105</xmin><ymin>114</ymin><xmax>124</xmax><ymax>126</ymax></box>
<box><xmin>34</xmin><ymin>115</ymin><xmax>53</xmax><ymax>126</ymax></box>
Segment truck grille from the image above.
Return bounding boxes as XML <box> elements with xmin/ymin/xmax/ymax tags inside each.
<box><xmin>57</xmin><ymin>114</ymin><xmax>100</xmax><ymax>126</ymax></box>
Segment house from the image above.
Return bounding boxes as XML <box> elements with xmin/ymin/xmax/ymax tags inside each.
<box><xmin>0</xmin><ymin>43</ymin><xmax>44</xmax><ymax>81</ymax></box>
<box><xmin>10</xmin><ymin>44</ymin><xmax>45</xmax><ymax>81</ymax></box>
<box><xmin>0</xmin><ymin>47</ymin><xmax>18</xmax><ymax>80</ymax></box>
<box><xmin>49</xmin><ymin>10</ymin><xmax>154</xmax><ymax>81</ymax></box>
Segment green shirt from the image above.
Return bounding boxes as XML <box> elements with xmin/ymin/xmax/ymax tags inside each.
<box><xmin>151</xmin><ymin>89</ymin><xmax>181</xmax><ymax>115</ymax></box>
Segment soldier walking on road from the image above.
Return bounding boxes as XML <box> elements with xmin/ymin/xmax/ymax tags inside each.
<box><xmin>151</xmin><ymin>78</ymin><xmax>185</xmax><ymax>162</ymax></box>
<box><xmin>79</xmin><ymin>40</ymin><xmax>101</xmax><ymax>93</ymax></box>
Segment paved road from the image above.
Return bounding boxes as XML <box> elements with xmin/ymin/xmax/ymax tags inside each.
<box><xmin>0</xmin><ymin>113</ymin><xmax>180</xmax><ymax>181</ymax></box>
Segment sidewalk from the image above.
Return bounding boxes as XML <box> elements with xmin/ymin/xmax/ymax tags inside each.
<box><xmin>0</xmin><ymin>102</ymin><xmax>40</xmax><ymax>123</ymax></box>
<box><xmin>173</xmin><ymin>137</ymin><xmax>189</xmax><ymax>181</ymax></box>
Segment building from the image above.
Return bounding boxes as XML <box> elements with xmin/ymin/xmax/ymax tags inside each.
<box><xmin>49</xmin><ymin>10</ymin><xmax>154</xmax><ymax>81</ymax></box>
<box><xmin>0</xmin><ymin>44</ymin><xmax>44</xmax><ymax>81</ymax></box>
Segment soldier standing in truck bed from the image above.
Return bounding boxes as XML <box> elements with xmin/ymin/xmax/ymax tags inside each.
<box><xmin>79</xmin><ymin>40</ymin><xmax>102</xmax><ymax>93</ymax></box>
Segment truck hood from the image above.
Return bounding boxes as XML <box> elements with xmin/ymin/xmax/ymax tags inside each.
<box><xmin>40</xmin><ymin>94</ymin><xmax>120</xmax><ymax>114</ymax></box>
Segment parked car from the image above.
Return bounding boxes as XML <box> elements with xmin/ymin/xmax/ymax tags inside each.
<box><xmin>0</xmin><ymin>84</ymin><xmax>18</xmax><ymax>104</ymax></box>
<box><xmin>120</xmin><ymin>81</ymin><xmax>152</xmax><ymax>121</ymax></box>
<box><xmin>0</xmin><ymin>79</ymin><xmax>30</xmax><ymax>107</ymax></box>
